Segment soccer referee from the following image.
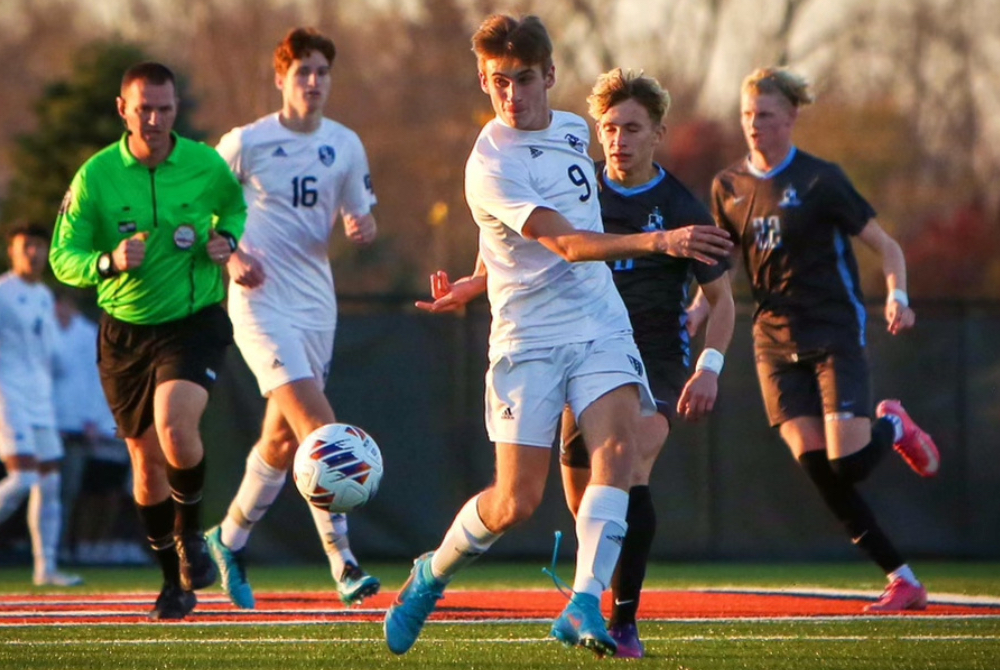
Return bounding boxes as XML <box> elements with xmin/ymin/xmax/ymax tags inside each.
<box><xmin>50</xmin><ymin>61</ymin><xmax>247</xmax><ymax>621</ymax></box>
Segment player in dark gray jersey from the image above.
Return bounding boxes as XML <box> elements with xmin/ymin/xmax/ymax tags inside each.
<box><xmin>703</xmin><ymin>67</ymin><xmax>940</xmax><ymax>612</ymax></box>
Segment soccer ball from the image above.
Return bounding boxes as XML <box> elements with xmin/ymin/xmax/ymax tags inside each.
<box><xmin>293</xmin><ymin>423</ymin><xmax>383</xmax><ymax>513</ymax></box>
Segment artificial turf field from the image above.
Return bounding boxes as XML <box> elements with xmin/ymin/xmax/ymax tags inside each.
<box><xmin>1</xmin><ymin>561</ymin><xmax>998</xmax><ymax>669</ymax></box>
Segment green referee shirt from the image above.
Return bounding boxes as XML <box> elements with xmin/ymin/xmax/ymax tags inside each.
<box><xmin>50</xmin><ymin>132</ymin><xmax>247</xmax><ymax>325</ymax></box>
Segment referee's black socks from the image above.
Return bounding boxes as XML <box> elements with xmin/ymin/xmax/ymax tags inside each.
<box><xmin>136</xmin><ymin>498</ymin><xmax>181</xmax><ymax>585</ymax></box>
<box><xmin>166</xmin><ymin>457</ymin><xmax>207</xmax><ymax>535</ymax></box>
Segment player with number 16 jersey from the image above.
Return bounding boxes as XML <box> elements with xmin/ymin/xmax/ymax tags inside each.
<box><xmin>204</xmin><ymin>28</ymin><xmax>381</xmax><ymax>614</ymax></box>
<box><xmin>217</xmin><ymin>113</ymin><xmax>376</xmax><ymax>335</ymax></box>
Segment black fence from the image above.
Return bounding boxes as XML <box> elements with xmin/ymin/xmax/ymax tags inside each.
<box><xmin>202</xmin><ymin>298</ymin><xmax>999</xmax><ymax>564</ymax></box>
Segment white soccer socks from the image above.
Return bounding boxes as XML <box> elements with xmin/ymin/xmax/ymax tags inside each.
<box><xmin>573</xmin><ymin>485</ymin><xmax>629</xmax><ymax>599</ymax></box>
<box><xmin>221</xmin><ymin>448</ymin><xmax>287</xmax><ymax>551</ymax></box>
<box><xmin>431</xmin><ymin>494</ymin><xmax>502</xmax><ymax>582</ymax></box>
<box><xmin>28</xmin><ymin>471</ymin><xmax>62</xmax><ymax>577</ymax></box>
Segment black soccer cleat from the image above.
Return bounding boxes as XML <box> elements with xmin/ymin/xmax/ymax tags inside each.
<box><xmin>148</xmin><ymin>581</ymin><xmax>197</xmax><ymax>621</ymax></box>
<box><xmin>176</xmin><ymin>531</ymin><xmax>218</xmax><ymax>591</ymax></box>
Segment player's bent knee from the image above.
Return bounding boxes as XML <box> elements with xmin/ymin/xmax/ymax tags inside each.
<box><xmin>490</xmin><ymin>491</ymin><xmax>542</xmax><ymax>530</ymax></box>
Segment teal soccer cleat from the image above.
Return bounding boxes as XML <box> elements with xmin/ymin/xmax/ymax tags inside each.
<box><xmin>384</xmin><ymin>552</ymin><xmax>446</xmax><ymax>654</ymax></box>
<box><xmin>551</xmin><ymin>592</ymin><xmax>618</xmax><ymax>657</ymax></box>
<box><xmin>204</xmin><ymin>525</ymin><xmax>255</xmax><ymax>609</ymax></box>
<box><xmin>336</xmin><ymin>562</ymin><xmax>381</xmax><ymax>606</ymax></box>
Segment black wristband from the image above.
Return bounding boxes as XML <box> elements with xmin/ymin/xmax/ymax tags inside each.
<box><xmin>218</xmin><ymin>231</ymin><xmax>238</xmax><ymax>253</ymax></box>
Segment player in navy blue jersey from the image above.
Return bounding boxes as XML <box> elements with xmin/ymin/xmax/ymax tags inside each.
<box><xmin>700</xmin><ymin>67</ymin><xmax>940</xmax><ymax>612</ymax></box>
<box><xmin>557</xmin><ymin>68</ymin><xmax>735</xmax><ymax>658</ymax></box>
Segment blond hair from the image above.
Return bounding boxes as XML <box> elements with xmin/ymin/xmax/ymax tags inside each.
<box><xmin>741</xmin><ymin>67</ymin><xmax>814</xmax><ymax>107</ymax></box>
<box><xmin>587</xmin><ymin>68</ymin><xmax>671</xmax><ymax>124</ymax></box>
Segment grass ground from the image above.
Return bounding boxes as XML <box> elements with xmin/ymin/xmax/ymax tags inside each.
<box><xmin>1</xmin><ymin>561</ymin><xmax>998</xmax><ymax>670</ymax></box>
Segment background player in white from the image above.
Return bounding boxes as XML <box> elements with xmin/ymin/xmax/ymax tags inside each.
<box><xmin>205</xmin><ymin>27</ymin><xmax>379</xmax><ymax>609</ymax></box>
<box><xmin>0</xmin><ymin>223</ymin><xmax>81</xmax><ymax>586</ymax></box>
<box><xmin>384</xmin><ymin>14</ymin><xmax>732</xmax><ymax>658</ymax></box>
<box><xmin>53</xmin><ymin>289</ymin><xmax>147</xmax><ymax>566</ymax></box>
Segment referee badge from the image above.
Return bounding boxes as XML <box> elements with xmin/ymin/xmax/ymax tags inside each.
<box><xmin>174</xmin><ymin>224</ymin><xmax>196</xmax><ymax>249</ymax></box>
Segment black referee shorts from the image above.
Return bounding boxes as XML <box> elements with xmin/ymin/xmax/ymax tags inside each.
<box><xmin>754</xmin><ymin>343</ymin><xmax>872</xmax><ymax>428</ymax></box>
<box><xmin>97</xmin><ymin>304</ymin><xmax>233</xmax><ymax>439</ymax></box>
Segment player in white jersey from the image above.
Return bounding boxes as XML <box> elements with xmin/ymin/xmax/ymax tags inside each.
<box><xmin>384</xmin><ymin>14</ymin><xmax>732</xmax><ymax>658</ymax></box>
<box><xmin>0</xmin><ymin>224</ymin><xmax>82</xmax><ymax>587</ymax></box>
<box><xmin>204</xmin><ymin>28</ymin><xmax>379</xmax><ymax>610</ymax></box>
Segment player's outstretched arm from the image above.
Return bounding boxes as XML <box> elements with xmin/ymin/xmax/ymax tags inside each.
<box><xmin>415</xmin><ymin>256</ymin><xmax>487</xmax><ymax>314</ymax></box>
<box><xmin>523</xmin><ymin>207</ymin><xmax>732</xmax><ymax>264</ymax></box>
<box><xmin>677</xmin><ymin>273</ymin><xmax>735</xmax><ymax>422</ymax></box>
<box><xmin>856</xmin><ymin>218</ymin><xmax>914</xmax><ymax>335</ymax></box>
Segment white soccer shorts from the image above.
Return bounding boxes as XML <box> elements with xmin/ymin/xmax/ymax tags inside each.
<box><xmin>485</xmin><ymin>333</ymin><xmax>655</xmax><ymax>448</ymax></box>
<box><xmin>0</xmin><ymin>422</ymin><xmax>64</xmax><ymax>462</ymax></box>
<box><xmin>235</xmin><ymin>323</ymin><xmax>335</xmax><ymax>397</ymax></box>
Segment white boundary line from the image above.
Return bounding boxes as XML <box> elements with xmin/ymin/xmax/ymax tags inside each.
<box><xmin>696</xmin><ymin>586</ymin><xmax>1000</xmax><ymax>606</ymax></box>
<box><xmin>2</xmin><ymin>613</ymin><xmax>999</xmax><ymax>628</ymax></box>
<box><xmin>5</xmin><ymin>633</ymin><xmax>1000</xmax><ymax>646</ymax></box>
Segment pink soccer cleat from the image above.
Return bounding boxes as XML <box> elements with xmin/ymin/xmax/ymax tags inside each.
<box><xmin>864</xmin><ymin>577</ymin><xmax>928</xmax><ymax>612</ymax></box>
<box><xmin>876</xmin><ymin>399</ymin><xmax>940</xmax><ymax>477</ymax></box>
<box><xmin>608</xmin><ymin>622</ymin><xmax>645</xmax><ymax>659</ymax></box>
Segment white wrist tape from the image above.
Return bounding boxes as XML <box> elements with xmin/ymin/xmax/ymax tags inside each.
<box><xmin>696</xmin><ymin>348</ymin><xmax>724</xmax><ymax>375</ymax></box>
<box><xmin>890</xmin><ymin>288</ymin><xmax>909</xmax><ymax>307</ymax></box>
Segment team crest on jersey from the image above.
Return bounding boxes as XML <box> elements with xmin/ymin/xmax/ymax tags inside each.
<box><xmin>642</xmin><ymin>207</ymin><xmax>665</xmax><ymax>232</ymax></box>
<box><xmin>318</xmin><ymin>145</ymin><xmax>336</xmax><ymax>166</ymax></box>
<box><xmin>272</xmin><ymin>146</ymin><xmax>288</xmax><ymax>157</ymax></box>
<box><xmin>778</xmin><ymin>185</ymin><xmax>802</xmax><ymax>208</ymax></box>
<box><xmin>529</xmin><ymin>146</ymin><xmax>544</xmax><ymax>158</ymax></box>
<box><xmin>564</xmin><ymin>134</ymin><xmax>585</xmax><ymax>153</ymax></box>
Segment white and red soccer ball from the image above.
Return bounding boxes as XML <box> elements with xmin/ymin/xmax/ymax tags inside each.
<box><xmin>293</xmin><ymin>423</ymin><xmax>383</xmax><ymax>513</ymax></box>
